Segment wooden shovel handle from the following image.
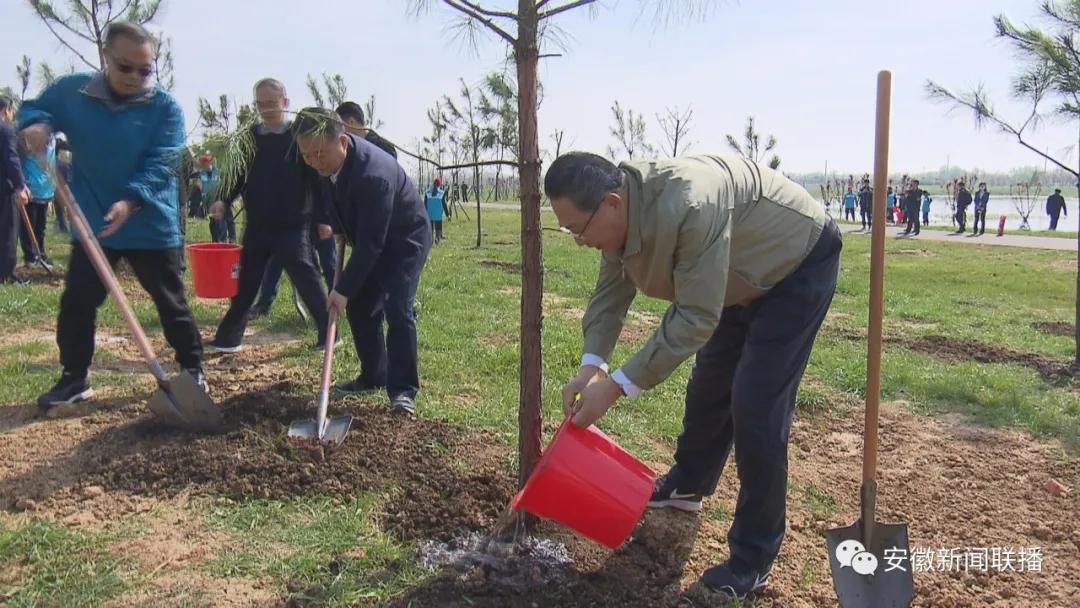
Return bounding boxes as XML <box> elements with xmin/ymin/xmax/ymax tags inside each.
<box><xmin>17</xmin><ymin>202</ymin><xmax>43</xmax><ymax>256</ymax></box>
<box><xmin>863</xmin><ymin>71</ymin><xmax>891</xmax><ymax>484</ymax></box>
<box><xmin>317</xmin><ymin>237</ymin><xmax>347</xmax><ymax>396</ymax></box>
<box><xmin>53</xmin><ymin>173</ymin><xmax>164</xmax><ymax>380</ymax></box>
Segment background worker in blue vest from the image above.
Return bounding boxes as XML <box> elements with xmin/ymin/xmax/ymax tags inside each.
<box><xmin>18</xmin><ymin>22</ymin><xmax>208</xmax><ymax>412</ymax></box>
<box><xmin>294</xmin><ymin>108</ymin><xmax>431</xmax><ymax>415</ymax></box>
<box><xmin>18</xmin><ymin>133</ymin><xmax>56</xmax><ymax>266</ymax></box>
<box><xmin>207</xmin><ymin>79</ymin><xmax>332</xmax><ymax>352</ymax></box>
<box><xmin>841</xmin><ymin>186</ymin><xmax>857</xmax><ymax>222</ymax></box>
<box><xmin>425</xmin><ymin>175</ymin><xmax>447</xmax><ymax>243</ymax></box>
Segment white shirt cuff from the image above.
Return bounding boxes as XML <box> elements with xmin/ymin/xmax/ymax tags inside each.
<box><xmin>611</xmin><ymin>368</ymin><xmax>643</xmax><ymax>399</ymax></box>
<box><xmin>581</xmin><ymin>353</ymin><xmax>609</xmax><ymax>374</ymax></box>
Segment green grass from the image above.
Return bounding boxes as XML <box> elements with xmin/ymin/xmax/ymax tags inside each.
<box><xmin>834</xmin><ymin>218</ymin><xmax>1079</xmax><ymax>239</ymax></box>
<box><xmin>1</xmin><ymin>208</ymin><xmax>1077</xmax><ymax>605</ymax></box>
<box><xmin>0</xmin><ymin>519</ymin><xmax>133</xmax><ymax>607</ymax></box>
<box><xmin>205</xmin><ymin>495</ymin><xmax>426</xmax><ymax>606</ymax></box>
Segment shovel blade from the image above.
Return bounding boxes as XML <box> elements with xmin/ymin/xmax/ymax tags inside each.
<box><xmin>826</xmin><ymin>520</ymin><xmax>914</xmax><ymax>608</ymax></box>
<box><xmin>288</xmin><ymin>415</ymin><xmax>353</xmax><ymax>447</ymax></box>
<box><xmin>147</xmin><ymin>371</ymin><xmax>224</xmax><ymax>434</ymax></box>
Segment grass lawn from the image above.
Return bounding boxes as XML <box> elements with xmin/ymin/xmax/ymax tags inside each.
<box><xmin>1</xmin><ymin>209</ymin><xmax>1076</xmax><ymax>606</ymax></box>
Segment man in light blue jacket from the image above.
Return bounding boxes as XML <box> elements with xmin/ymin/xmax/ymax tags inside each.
<box><xmin>18</xmin><ymin>21</ymin><xmax>206</xmax><ymax>416</ymax></box>
<box><xmin>19</xmin><ymin>136</ymin><xmax>56</xmax><ymax>265</ymax></box>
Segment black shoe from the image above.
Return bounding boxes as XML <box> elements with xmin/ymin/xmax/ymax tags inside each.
<box><xmin>901</xmin><ymin>230</ymin><xmax>910</xmax><ymax>235</ymax></box>
<box><xmin>1</xmin><ymin>275</ymin><xmax>30</xmax><ymax>286</ymax></box>
<box><xmin>334</xmin><ymin>378</ymin><xmax>384</xmax><ymax>396</ymax></box>
<box><xmin>184</xmin><ymin>368</ymin><xmax>210</xmax><ymax>393</ymax></box>
<box><xmin>206</xmin><ymin>339</ymin><xmax>242</xmax><ymax>353</ymax></box>
<box><xmin>37</xmin><ymin>373</ymin><xmax>94</xmax><ymax>412</ymax></box>
<box><xmin>912</xmin><ymin>231</ymin><xmax>920</xmax><ymax>236</ymax></box>
<box><xmin>390</xmin><ymin>394</ymin><xmax>416</xmax><ymax>416</ymax></box>
<box><xmin>700</xmin><ymin>561</ymin><xmax>770</xmax><ymax>600</ymax></box>
<box><xmin>647</xmin><ymin>470</ymin><xmax>703</xmax><ymax>512</ymax></box>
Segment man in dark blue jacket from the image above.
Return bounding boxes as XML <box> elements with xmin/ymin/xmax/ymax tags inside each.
<box><xmin>1</xmin><ymin>95</ymin><xmax>30</xmax><ymax>284</ymax></box>
<box><xmin>18</xmin><ymin>22</ymin><xmax>206</xmax><ymax>413</ymax></box>
<box><xmin>294</xmin><ymin>108</ymin><xmax>431</xmax><ymax>414</ymax></box>
<box><xmin>207</xmin><ymin>79</ymin><xmax>331</xmax><ymax>352</ymax></box>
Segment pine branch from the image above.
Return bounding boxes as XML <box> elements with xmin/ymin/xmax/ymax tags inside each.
<box><xmin>442</xmin><ymin>0</ymin><xmax>517</xmax><ymax>44</ymax></box>
<box><xmin>538</xmin><ymin>0</ymin><xmax>597</xmax><ymax>20</ymax></box>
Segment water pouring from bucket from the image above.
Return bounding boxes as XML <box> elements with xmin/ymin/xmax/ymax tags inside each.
<box><xmin>511</xmin><ymin>415</ymin><xmax>655</xmax><ymax>549</ymax></box>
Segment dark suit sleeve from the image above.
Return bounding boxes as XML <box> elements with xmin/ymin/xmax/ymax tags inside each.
<box><xmin>1</xmin><ymin>124</ymin><xmax>26</xmax><ymax>193</ymax></box>
<box><xmin>335</xmin><ymin>176</ymin><xmax>393</xmax><ymax>297</ymax></box>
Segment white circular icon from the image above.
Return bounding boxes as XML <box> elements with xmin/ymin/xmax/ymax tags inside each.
<box><xmin>834</xmin><ymin>539</ymin><xmax>866</xmax><ymax>568</ymax></box>
<box><xmin>851</xmin><ymin>551</ymin><xmax>879</xmax><ymax>576</ymax></box>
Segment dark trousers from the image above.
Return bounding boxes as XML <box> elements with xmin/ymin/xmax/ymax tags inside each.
<box><xmin>58</xmin><ymin>244</ymin><xmax>202</xmax><ymax>377</ymax></box>
<box><xmin>215</xmin><ymin>227</ymin><xmax>329</xmax><ymax>345</ymax></box>
<box><xmin>955</xmin><ymin>207</ymin><xmax>967</xmax><ymax>232</ymax></box>
<box><xmin>0</xmin><ymin>194</ymin><xmax>18</xmax><ymax>279</ymax></box>
<box><xmin>256</xmin><ymin>234</ymin><xmax>335</xmax><ymax>308</ymax></box>
<box><xmin>345</xmin><ymin>237</ymin><xmax>431</xmax><ymax>399</ymax></box>
<box><xmin>209</xmin><ymin>203</ymin><xmax>237</xmax><ymax>243</ymax></box>
<box><xmin>922</xmin><ymin>209</ymin><xmax>929</xmax><ymax>225</ymax></box>
<box><xmin>433</xmin><ymin>220</ymin><xmax>444</xmax><ymax>242</ymax></box>
<box><xmin>52</xmin><ymin>198</ymin><xmax>68</xmax><ymax>232</ymax></box>
<box><xmin>972</xmin><ymin>206</ymin><xmax>987</xmax><ymax>234</ymax></box>
<box><xmin>843</xmin><ymin>207</ymin><xmax>855</xmax><ymax>222</ymax></box>
<box><xmin>904</xmin><ymin>202</ymin><xmax>920</xmax><ymax>234</ymax></box>
<box><xmin>1049</xmin><ymin>212</ymin><xmax>1062</xmax><ymax>230</ymax></box>
<box><xmin>859</xmin><ymin>205</ymin><xmax>871</xmax><ymax>229</ymax></box>
<box><xmin>19</xmin><ymin>201</ymin><xmax>49</xmax><ymax>261</ymax></box>
<box><xmin>669</xmin><ymin>220</ymin><xmax>841</xmax><ymax>573</ymax></box>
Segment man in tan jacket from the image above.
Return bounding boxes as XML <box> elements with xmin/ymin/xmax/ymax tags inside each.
<box><xmin>548</xmin><ymin>151</ymin><xmax>841</xmax><ymax>600</ymax></box>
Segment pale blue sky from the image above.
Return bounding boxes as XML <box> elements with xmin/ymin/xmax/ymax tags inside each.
<box><xmin>2</xmin><ymin>0</ymin><xmax>1075</xmax><ymax>174</ymax></box>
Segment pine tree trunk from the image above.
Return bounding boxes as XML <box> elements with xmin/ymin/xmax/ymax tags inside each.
<box><xmin>1073</xmin><ymin>176</ymin><xmax>1079</xmax><ymax>372</ymax></box>
<box><xmin>515</xmin><ymin>0</ymin><xmax>543</xmax><ymax>513</ymax></box>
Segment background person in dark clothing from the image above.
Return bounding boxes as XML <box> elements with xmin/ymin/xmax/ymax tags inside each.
<box><xmin>954</xmin><ymin>181</ymin><xmax>972</xmax><ymax>233</ymax></box>
<box><xmin>857</xmin><ymin>179</ymin><xmax>872</xmax><ymax>230</ymax></box>
<box><xmin>294</xmin><ymin>108</ymin><xmax>431</xmax><ymax>415</ymax></box>
<box><xmin>335</xmin><ymin>101</ymin><xmax>398</xmax><ymax>160</ymax></box>
<box><xmin>1</xmin><ymin>95</ymin><xmax>30</xmax><ymax>284</ymax></box>
<box><xmin>1047</xmin><ymin>188</ymin><xmax>1067</xmax><ymax>230</ymax></box>
<box><xmin>207</xmin><ymin>79</ymin><xmax>331</xmax><ymax>352</ymax></box>
<box><xmin>902</xmin><ymin>179</ymin><xmax>924</xmax><ymax>236</ymax></box>
<box><xmin>18</xmin><ymin>22</ymin><xmax>207</xmax><ymax>413</ymax></box>
<box><xmin>972</xmin><ymin>182</ymin><xmax>990</xmax><ymax>236</ymax></box>
<box><xmin>54</xmin><ymin>143</ymin><xmax>71</xmax><ymax>232</ymax></box>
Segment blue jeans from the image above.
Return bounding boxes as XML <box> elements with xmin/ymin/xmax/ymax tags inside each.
<box><xmin>670</xmin><ymin>220</ymin><xmax>841</xmax><ymax>573</ymax></box>
<box><xmin>255</xmin><ymin>234</ymin><xmax>336</xmax><ymax>309</ymax></box>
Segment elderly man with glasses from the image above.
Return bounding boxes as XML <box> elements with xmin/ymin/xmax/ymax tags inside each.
<box><xmin>17</xmin><ymin>21</ymin><xmax>208</xmax><ymax>416</ymax></box>
<box><xmin>547</xmin><ymin>151</ymin><xmax>841</xmax><ymax>601</ymax></box>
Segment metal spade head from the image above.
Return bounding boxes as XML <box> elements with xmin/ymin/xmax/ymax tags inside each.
<box><xmin>288</xmin><ymin>415</ymin><xmax>353</xmax><ymax>447</ymax></box>
<box><xmin>147</xmin><ymin>370</ymin><xmax>224</xmax><ymax>434</ymax></box>
<box><xmin>826</xmin><ymin>519</ymin><xmax>914</xmax><ymax>608</ymax></box>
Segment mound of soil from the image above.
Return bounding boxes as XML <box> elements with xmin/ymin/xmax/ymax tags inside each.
<box><xmin>5</xmin><ymin>383</ymin><xmax>514</xmax><ymax>542</ymax></box>
<box><xmin>1033</xmin><ymin>320</ymin><xmax>1075</xmax><ymax>338</ymax></box>
<box><xmin>908</xmin><ymin>335</ymin><xmax>1073</xmax><ymax>382</ymax></box>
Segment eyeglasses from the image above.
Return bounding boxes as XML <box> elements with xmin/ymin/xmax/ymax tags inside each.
<box><xmin>555</xmin><ymin>203</ymin><xmax>601</xmax><ymax>239</ymax></box>
<box><xmin>108</xmin><ymin>55</ymin><xmax>153</xmax><ymax>78</ymax></box>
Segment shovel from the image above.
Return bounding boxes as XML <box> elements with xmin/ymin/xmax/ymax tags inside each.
<box><xmin>53</xmin><ymin>172</ymin><xmax>224</xmax><ymax>434</ymax></box>
<box><xmin>288</xmin><ymin>238</ymin><xmax>352</xmax><ymax>446</ymax></box>
<box><xmin>17</xmin><ymin>202</ymin><xmax>55</xmax><ymax>275</ymax></box>
<box><xmin>825</xmin><ymin>71</ymin><xmax>914</xmax><ymax>608</ymax></box>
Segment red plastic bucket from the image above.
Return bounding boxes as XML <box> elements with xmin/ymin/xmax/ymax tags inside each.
<box><xmin>511</xmin><ymin>416</ymin><xmax>655</xmax><ymax>549</ymax></box>
<box><xmin>187</xmin><ymin>243</ymin><xmax>242</xmax><ymax>299</ymax></box>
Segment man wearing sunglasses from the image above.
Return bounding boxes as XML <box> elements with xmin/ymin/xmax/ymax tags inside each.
<box><xmin>548</xmin><ymin>152</ymin><xmax>840</xmax><ymax>601</ymax></box>
<box><xmin>17</xmin><ymin>21</ymin><xmax>208</xmax><ymax>416</ymax></box>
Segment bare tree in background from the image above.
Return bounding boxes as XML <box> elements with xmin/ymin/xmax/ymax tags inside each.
<box><xmin>607</xmin><ymin>100</ymin><xmax>655</xmax><ymax>161</ymax></box>
<box><xmin>1010</xmin><ymin>172</ymin><xmax>1044</xmax><ymax>230</ymax></box>
<box><xmin>726</xmin><ymin>116</ymin><xmax>781</xmax><ymax>169</ymax></box>
<box><xmin>27</xmin><ymin>0</ymin><xmax>164</xmax><ymax>70</ymax></box>
<box><xmin>363</xmin><ymin>95</ymin><xmax>384</xmax><ymax>130</ymax></box>
<box><xmin>442</xmin><ymin>78</ymin><xmax>487</xmax><ymax>247</ymax></box>
<box><xmin>657</xmin><ymin>105</ymin><xmax>694</xmax><ymax>157</ymax></box>
<box><xmin>151</xmin><ymin>32</ymin><xmax>175</xmax><ymax>91</ymax></box>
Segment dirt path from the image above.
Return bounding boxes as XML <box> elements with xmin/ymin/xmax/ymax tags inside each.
<box><xmin>2</xmin><ymin>336</ymin><xmax>1077</xmax><ymax>607</ymax></box>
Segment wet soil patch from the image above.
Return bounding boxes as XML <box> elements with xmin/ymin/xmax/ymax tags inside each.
<box><xmin>908</xmin><ymin>335</ymin><xmax>1073</xmax><ymax>382</ymax></box>
<box><xmin>1033</xmin><ymin>320</ymin><xmax>1075</xmax><ymax>337</ymax></box>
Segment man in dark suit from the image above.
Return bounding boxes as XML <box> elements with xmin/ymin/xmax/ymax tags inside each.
<box><xmin>293</xmin><ymin>108</ymin><xmax>431</xmax><ymax>414</ymax></box>
<box><xmin>1</xmin><ymin>96</ymin><xmax>30</xmax><ymax>285</ymax></box>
